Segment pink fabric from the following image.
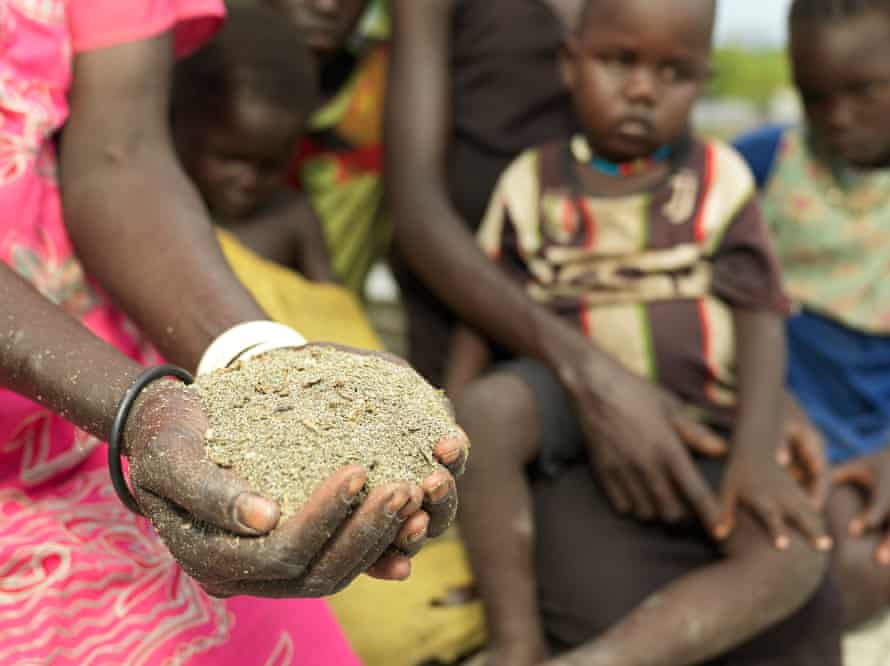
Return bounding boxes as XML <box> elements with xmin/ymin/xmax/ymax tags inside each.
<box><xmin>0</xmin><ymin>2</ymin><xmax>360</xmax><ymax>664</ymax></box>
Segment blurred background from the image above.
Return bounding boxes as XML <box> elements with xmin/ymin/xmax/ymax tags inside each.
<box><xmin>703</xmin><ymin>0</ymin><xmax>798</xmax><ymax>137</ymax></box>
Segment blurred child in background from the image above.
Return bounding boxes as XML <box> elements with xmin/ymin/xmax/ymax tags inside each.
<box><xmin>452</xmin><ymin>0</ymin><xmax>840</xmax><ymax>663</ymax></box>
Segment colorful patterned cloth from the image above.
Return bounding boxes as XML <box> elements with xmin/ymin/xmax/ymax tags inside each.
<box><xmin>478</xmin><ymin>138</ymin><xmax>788</xmax><ymax>425</ymax></box>
<box><xmin>0</xmin><ymin>2</ymin><xmax>359</xmax><ymax>663</ymax></box>
<box><xmin>736</xmin><ymin>125</ymin><xmax>890</xmax><ymax>464</ymax></box>
<box><xmin>759</xmin><ymin>127</ymin><xmax>890</xmax><ymax>334</ymax></box>
<box><xmin>289</xmin><ymin>0</ymin><xmax>390</xmax><ymax>294</ymax></box>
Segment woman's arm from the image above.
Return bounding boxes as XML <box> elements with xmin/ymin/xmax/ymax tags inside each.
<box><xmin>385</xmin><ymin>0</ymin><xmax>724</xmax><ymax>529</ymax></box>
<box><xmin>61</xmin><ymin>33</ymin><xmax>267</xmax><ymax>371</ymax></box>
<box><xmin>0</xmin><ymin>263</ymin><xmax>141</xmax><ymax>440</ymax></box>
<box><xmin>443</xmin><ymin>325</ymin><xmax>492</xmax><ymax>399</ymax></box>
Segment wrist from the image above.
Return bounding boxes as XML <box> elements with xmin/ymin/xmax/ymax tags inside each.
<box><xmin>543</xmin><ymin>320</ymin><xmax>616</xmax><ymax>400</ymax></box>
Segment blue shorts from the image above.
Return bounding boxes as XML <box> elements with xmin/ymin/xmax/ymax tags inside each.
<box><xmin>787</xmin><ymin>309</ymin><xmax>890</xmax><ymax>464</ymax></box>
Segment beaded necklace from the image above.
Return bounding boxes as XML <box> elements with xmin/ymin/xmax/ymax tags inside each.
<box><xmin>571</xmin><ymin>134</ymin><xmax>672</xmax><ymax>177</ymax></box>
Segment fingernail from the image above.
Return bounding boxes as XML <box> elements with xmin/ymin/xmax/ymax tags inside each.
<box><xmin>407</xmin><ymin>529</ymin><xmax>427</xmax><ymax>545</ymax></box>
<box><xmin>776</xmin><ymin>535</ymin><xmax>790</xmax><ymax>550</ymax></box>
<box><xmin>398</xmin><ymin>498</ymin><xmax>419</xmax><ymax>520</ymax></box>
<box><xmin>386</xmin><ymin>493</ymin><xmax>409</xmax><ymax>518</ymax></box>
<box><xmin>434</xmin><ymin>438</ymin><xmax>463</xmax><ymax>465</ymax></box>
<box><xmin>816</xmin><ymin>536</ymin><xmax>834</xmax><ymax>551</ymax></box>
<box><xmin>341</xmin><ymin>474</ymin><xmax>366</xmax><ymax>504</ymax></box>
<box><xmin>879</xmin><ymin>548</ymin><xmax>890</xmax><ymax>565</ymax></box>
<box><xmin>713</xmin><ymin>523</ymin><xmax>730</xmax><ymax>540</ymax></box>
<box><xmin>850</xmin><ymin>519</ymin><xmax>864</xmax><ymax>537</ymax></box>
<box><xmin>235</xmin><ymin>493</ymin><xmax>278</xmax><ymax>532</ymax></box>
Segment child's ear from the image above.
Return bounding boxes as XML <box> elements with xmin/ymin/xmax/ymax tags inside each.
<box><xmin>559</xmin><ymin>38</ymin><xmax>577</xmax><ymax>90</ymax></box>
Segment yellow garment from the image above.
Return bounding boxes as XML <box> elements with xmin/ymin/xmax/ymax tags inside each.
<box><xmin>218</xmin><ymin>230</ymin><xmax>381</xmax><ymax>349</ymax></box>
<box><xmin>220</xmin><ymin>230</ymin><xmax>486</xmax><ymax>665</ymax></box>
<box><xmin>329</xmin><ymin>529</ymin><xmax>487</xmax><ymax>666</ymax></box>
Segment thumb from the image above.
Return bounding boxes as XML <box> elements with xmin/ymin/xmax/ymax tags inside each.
<box><xmin>672</xmin><ymin>416</ymin><xmax>729</xmax><ymax>458</ymax></box>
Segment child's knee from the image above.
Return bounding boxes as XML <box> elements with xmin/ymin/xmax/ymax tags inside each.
<box><xmin>455</xmin><ymin>371</ymin><xmax>539</xmax><ymax>462</ymax></box>
<box><xmin>733</xmin><ymin>518</ymin><xmax>829</xmax><ymax>613</ymax></box>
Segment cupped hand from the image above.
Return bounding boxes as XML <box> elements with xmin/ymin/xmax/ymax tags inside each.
<box><xmin>717</xmin><ymin>449</ymin><xmax>832</xmax><ymax>552</ymax></box>
<box><xmin>123</xmin><ymin>375</ymin><xmax>468</xmax><ymax>597</ymax></box>
<box><xmin>555</xmin><ymin>345</ymin><xmax>725</xmax><ymax>531</ymax></box>
<box><xmin>832</xmin><ymin>449</ymin><xmax>890</xmax><ymax>564</ymax></box>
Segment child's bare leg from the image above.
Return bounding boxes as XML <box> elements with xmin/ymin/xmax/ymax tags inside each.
<box><xmin>547</xmin><ymin>513</ymin><xmax>829</xmax><ymax>666</ymax></box>
<box><xmin>456</xmin><ymin>372</ymin><xmax>547</xmax><ymax>666</ymax></box>
<box><xmin>827</xmin><ymin>484</ymin><xmax>890</xmax><ymax>628</ymax></box>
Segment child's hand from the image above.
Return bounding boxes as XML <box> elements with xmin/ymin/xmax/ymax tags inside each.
<box><xmin>833</xmin><ymin>449</ymin><xmax>890</xmax><ymax>564</ymax></box>
<box><xmin>717</xmin><ymin>451</ymin><xmax>833</xmax><ymax>552</ymax></box>
<box><xmin>777</xmin><ymin>394</ymin><xmax>830</xmax><ymax>509</ymax></box>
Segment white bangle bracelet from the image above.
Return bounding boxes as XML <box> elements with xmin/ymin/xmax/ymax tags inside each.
<box><xmin>197</xmin><ymin>321</ymin><xmax>307</xmax><ymax>376</ymax></box>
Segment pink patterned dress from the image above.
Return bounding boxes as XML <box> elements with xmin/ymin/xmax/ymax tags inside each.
<box><xmin>0</xmin><ymin>2</ymin><xmax>361</xmax><ymax>664</ymax></box>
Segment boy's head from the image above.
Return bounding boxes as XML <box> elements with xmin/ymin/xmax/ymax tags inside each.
<box><xmin>790</xmin><ymin>0</ymin><xmax>890</xmax><ymax>167</ymax></box>
<box><xmin>173</xmin><ymin>6</ymin><xmax>319</xmax><ymax>221</ymax></box>
<box><xmin>561</xmin><ymin>0</ymin><xmax>714</xmax><ymax>162</ymax></box>
<box><xmin>256</xmin><ymin>0</ymin><xmax>370</xmax><ymax>58</ymax></box>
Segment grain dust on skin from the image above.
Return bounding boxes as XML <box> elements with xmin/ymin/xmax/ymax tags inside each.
<box><xmin>189</xmin><ymin>346</ymin><xmax>458</xmax><ymax>521</ymax></box>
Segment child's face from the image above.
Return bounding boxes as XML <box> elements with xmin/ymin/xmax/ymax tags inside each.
<box><xmin>258</xmin><ymin>0</ymin><xmax>370</xmax><ymax>56</ymax></box>
<box><xmin>792</xmin><ymin>12</ymin><xmax>890</xmax><ymax>168</ymax></box>
<box><xmin>561</xmin><ymin>0</ymin><xmax>712</xmax><ymax>162</ymax></box>
<box><xmin>179</xmin><ymin>93</ymin><xmax>306</xmax><ymax>221</ymax></box>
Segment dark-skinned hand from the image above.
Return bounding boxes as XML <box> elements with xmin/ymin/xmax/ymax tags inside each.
<box><xmin>833</xmin><ymin>448</ymin><xmax>890</xmax><ymax>565</ymax></box>
<box><xmin>123</xmin><ymin>361</ymin><xmax>467</xmax><ymax>598</ymax></box>
<box><xmin>558</xmin><ymin>351</ymin><xmax>727</xmax><ymax>532</ymax></box>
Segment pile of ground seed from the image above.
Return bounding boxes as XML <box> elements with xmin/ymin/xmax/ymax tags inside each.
<box><xmin>189</xmin><ymin>346</ymin><xmax>457</xmax><ymax>520</ymax></box>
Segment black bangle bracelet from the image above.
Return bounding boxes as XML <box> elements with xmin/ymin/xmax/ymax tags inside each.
<box><xmin>108</xmin><ymin>364</ymin><xmax>194</xmax><ymax>515</ymax></box>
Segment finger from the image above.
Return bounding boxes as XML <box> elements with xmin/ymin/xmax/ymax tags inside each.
<box><xmin>776</xmin><ymin>445</ymin><xmax>792</xmax><ymax>468</ymax></box>
<box><xmin>716</xmin><ymin>483</ymin><xmax>738</xmax><ymax>541</ymax></box>
<box><xmin>131</xmin><ymin>434</ymin><xmax>281</xmax><ymax>536</ymax></box>
<box><xmin>668</xmin><ymin>453</ymin><xmax>722</xmax><ymax>535</ymax></box>
<box><xmin>641</xmin><ymin>466</ymin><xmax>687</xmax><ymax>524</ymax></box>
<box><xmin>300</xmin><ymin>483</ymin><xmax>414</xmax><ymax>595</ymax></box>
<box><xmin>748</xmin><ymin>500</ymin><xmax>791</xmax><ymax>550</ymax></box>
<box><xmin>809</xmin><ymin>461</ymin><xmax>833</xmax><ymax>511</ymax></box>
<box><xmin>421</xmin><ymin>470</ymin><xmax>458</xmax><ymax>538</ymax></box>
<box><xmin>782</xmin><ymin>497</ymin><xmax>833</xmax><ymax>551</ymax></box>
<box><xmin>795</xmin><ymin>430</ymin><xmax>830</xmax><ymax>508</ymax></box>
<box><xmin>337</xmin><ymin>492</ymin><xmax>422</xmax><ymax>591</ymax></box>
<box><xmin>671</xmin><ymin>416</ymin><xmax>729</xmax><ymax>458</ymax></box>
<box><xmin>619</xmin><ymin>466</ymin><xmax>657</xmax><ymax>522</ymax></box>
<box><xmin>433</xmin><ymin>430</ymin><xmax>469</xmax><ymax>478</ymax></box>
<box><xmin>137</xmin><ymin>467</ymin><xmax>368</xmax><ymax>582</ymax></box>
<box><xmin>875</xmin><ymin>532</ymin><xmax>890</xmax><ymax>566</ymax></box>
<box><xmin>365</xmin><ymin>550</ymin><xmax>413</xmax><ymax>581</ymax></box>
<box><xmin>832</xmin><ymin>461</ymin><xmax>873</xmax><ymax>489</ymax></box>
<box><xmin>599</xmin><ymin>472</ymin><xmax>632</xmax><ymax>515</ymax></box>
<box><xmin>855</xmin><ymin>475</ymin><xmax>890</xmax><ymax>534</ymax></box>
<box><xmin>392</xmin><ymin>486</ymin><xmax>428</xmax><ymax>555</ymax></box>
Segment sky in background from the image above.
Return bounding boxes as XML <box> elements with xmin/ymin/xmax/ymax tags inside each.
<box><xmin>716</xmin><ymin>0</ymin><xmax>792</xmax><ymax>47</ymax></box>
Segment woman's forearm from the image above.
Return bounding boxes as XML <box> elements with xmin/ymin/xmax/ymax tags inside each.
<box><xmin>61</xmin><ymin>34</ymin><xmax>267</xmax><ymax>372</ymax></box>
<box><xmin>0</xmin><ymin>264</ymin><xmax>142</xmax><ymax>440</ymax></box>
<box><xmin>386</xmin><ymin>0</ymin><xmax>581</xmax><ymax>369</ymax></box>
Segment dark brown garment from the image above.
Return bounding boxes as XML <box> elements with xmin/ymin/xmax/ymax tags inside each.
<box><xmin>533</xmin><ymin>465</ymin><xmax>844</xmax><ymax>665</ymax></box>
<box><xmin>447</xmin><ymin>0</ymin><xmax>576</xmax><ymax>227</ymax></box>
<box><xmin>394</xmin><ymin>0</ymin><xmax>576</xmax><ymax>384</ymax></box>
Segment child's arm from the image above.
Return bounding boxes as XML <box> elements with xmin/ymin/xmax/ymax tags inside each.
<box><xmin>717</xmin><ymin>303</ymin><xmax>830</xmax><ymax>551</ymax></box>
<box><xmin>221</xmin><ymin>192</ymin><xmax>335</xmax><ymax>283</ymax></box>
<box><xmin>444</xmin><ymin>324</ymin><xmax>492</xmax><ymax>399</ymax></box>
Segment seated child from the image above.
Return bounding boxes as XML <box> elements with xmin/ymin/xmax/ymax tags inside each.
<box><xmin>735</xmin><ymin>0</ymin><xmax>890</xmax><ymax>633</ymax></box>
<box><xmin>172</xmin><ymin>5</ymin><xmax>333</xmax><ymax>282</ymax></box>
<box><xmin>171</xmin><ymin>5</ymin><xmax>379</xmax><ymax>349</ymax></box>
<box><xmin>451</xmin><ymin>1</ymin><xmax>838</xmax><ymax>664</ymax></box>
